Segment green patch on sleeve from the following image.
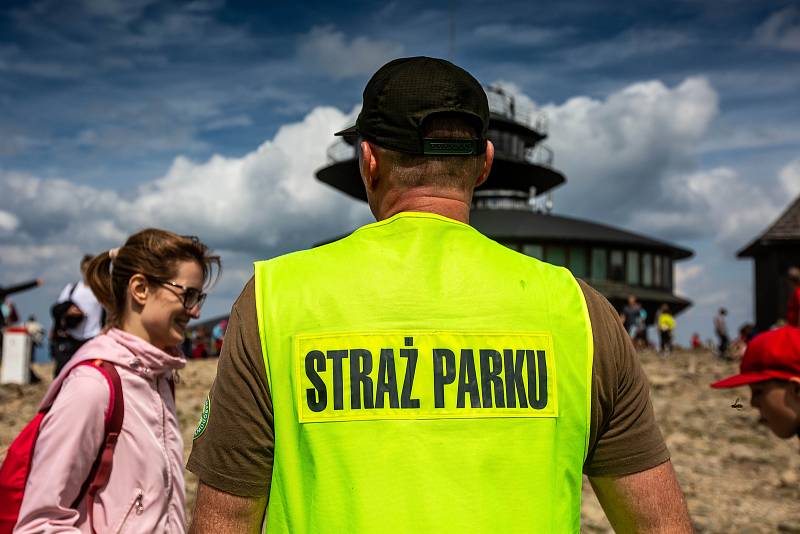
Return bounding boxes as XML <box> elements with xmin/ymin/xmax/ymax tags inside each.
<box><xmin>193</xmin><ymin>395</ymin><xmax>211</xmax><ymax>440</ymax></box>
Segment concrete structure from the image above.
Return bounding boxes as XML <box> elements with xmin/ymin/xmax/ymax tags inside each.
<box><xmin>1</xmin><ymin>326</ymin><xmax>32</xmax><ymax>384</ymax></box>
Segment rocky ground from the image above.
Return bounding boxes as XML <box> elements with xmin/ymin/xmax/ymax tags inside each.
<box><xmin>2</xmin><ymin>349</ymin><xmax>799</xmax><ymax>532</ymax></box>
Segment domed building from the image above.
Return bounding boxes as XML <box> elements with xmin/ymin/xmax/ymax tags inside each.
<box><xmin>316</xmin><ymin>87</ymin><xmax>693</xmax><ymax>321</ymax></box>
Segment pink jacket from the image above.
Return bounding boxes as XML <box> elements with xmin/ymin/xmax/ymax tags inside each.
<box><xmin>14</xmin><ymin>329</ymin><xmax>186</xmax><ymax>533</ymax></box>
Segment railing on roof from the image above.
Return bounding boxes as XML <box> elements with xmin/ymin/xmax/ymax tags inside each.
<box><xmin>526</xmin><ymin>144</ymin><xmax>554</xmax><ymax>167</ymax></box>
<box><xmin>485</xmin><ymin>85</ymin><xmax>548</xmax><ymax>135</ymax></box>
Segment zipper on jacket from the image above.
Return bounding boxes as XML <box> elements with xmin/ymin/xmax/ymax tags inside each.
<box><xmin>114</xmin><ymin>489</ymin><xmax>144</xmax><ymax>534</ymax></box>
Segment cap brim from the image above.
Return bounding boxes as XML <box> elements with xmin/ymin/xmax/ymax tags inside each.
<box><xmin>334</xmin><ymin>124</ymin><xmax>359</xmax><ymax>138</ymax></box>
<box><xmin>710</xmin><ymin>370</ymin><xmax>797</xmax><ymax>389</ymax></box>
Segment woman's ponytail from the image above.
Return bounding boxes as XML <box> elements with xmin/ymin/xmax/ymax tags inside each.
<box><xmin>84</xmin><ymin>251</ymin><xmax>120</xmax><ymax>325</ymax></box>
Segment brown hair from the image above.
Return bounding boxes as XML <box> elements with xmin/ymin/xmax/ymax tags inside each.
<box><xmin>373</xmin><ymin>114</ymin><xmax>485</xmax><ymax>189</ymax></box>
<box><xmin>85</xmin><ymin>228</ymin><xmax>221</xmax><ymax>327</ymax></box>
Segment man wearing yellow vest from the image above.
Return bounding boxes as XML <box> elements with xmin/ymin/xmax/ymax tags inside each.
<box><xmin>188</xmin><ymin>57</ymin><xmax>693</xmax><ymax>533</ymax></box>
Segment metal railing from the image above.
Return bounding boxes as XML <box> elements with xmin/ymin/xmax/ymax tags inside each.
<box><xmin>526</xmin><ymin>144</ymin><xmax>554</xmax><ymax>167</ymax></box>
<box><xmin>486</xmin><ymin>86</ymin><xmax>548</xmax><ymax>135</ymax></box>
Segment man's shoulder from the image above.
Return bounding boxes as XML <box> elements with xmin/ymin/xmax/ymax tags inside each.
<box><xmin>234</xmin><ymin>276</ymin><xmax>257</xmax><ymax>315</ymax></box>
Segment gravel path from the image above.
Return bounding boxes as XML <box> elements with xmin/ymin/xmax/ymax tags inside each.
<box><xmin>2</xmin><ymin>349</ymin><xmax>798</xmax><ymax>532</ymax></box>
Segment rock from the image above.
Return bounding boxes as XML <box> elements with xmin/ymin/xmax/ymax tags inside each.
<box><xmin>780</xmin><ymin>469</ymin><xmax>799</xmax><ymax>487</ymax></box>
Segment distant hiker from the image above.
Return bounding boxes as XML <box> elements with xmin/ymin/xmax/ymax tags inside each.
<box><xmin>729</xmin><ymin>323</ymin><xmax>756</xmax><ymax>359</ymax></box>
<box><xmin>0</xmin><ymin>279</ymin><xmax>42</xmax><ymax>329</ymax></box>
<box><xmin>691</xmin><ymin>333</ymin><xmax>703</xmax><ymax>351</ymax></box>
<box><xmin>50</xmin><ymin>255</ymin><xmax>104</xmax><ymax>377</ymax></box>
<box><xmin>212</xmin><ymin>318</ymin><xmax>227</xmax><ymax>355</ymax></box>
<box><xmin>6</xmin><ymin>229</ymin><xmax>219</xmax><ymax>533</ymax></box>
<box><xmin>658</xmin><ymin>304</ymin><xmax>676</xmax><ymax>355</ymax></box>
<box><xmin>0</xmin><ymin>279</ymin><xmax>42</xmax><ymax>362</ymax></box>
<box><xmin>714</xmin><ymin>308</ymin><xmax>730</xmax><ymax>358</ymax></box>
<box><xmin>24</xmin><ymin>314</ymin><xmax>45</xmax><ymax>383</ymax></box>
<box><xmin>787</xmin><ymin>267</ymin><xmax>800</xmax><ymax>327</ymax></box>
<box><xmin>1</xmin><ymin>297</ymin><xmax>19</xmax><ymax>327</ymax></box>
<box><xmin>634</xmin><ymin>306</ymin><xmax>649</xmax><ymax>349</ymax></box>
<box><xmin>622</xmin><ymin>294</ymin><xmax>642</xmax><ymax>338</ymax></box>
<box><xmin>24</xmin><ymin>314</ymin><xmax>45</xmax><ymax>348</ymax></box>
<box><xmin>711</xmin><ymin>326</ymin><xmax>800</xmax><ymax>441</ymax></box>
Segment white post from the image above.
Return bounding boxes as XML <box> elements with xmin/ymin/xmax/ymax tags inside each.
<box><xmin>1</xmin><ymin>326</ymin><xmax>32</xmax><ymax>385</ymax></box>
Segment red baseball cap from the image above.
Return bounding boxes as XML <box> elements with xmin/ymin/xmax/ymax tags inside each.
<box><xmin>711</xmin><ymin>326</ymin><xmax>800</xmax><ymax>388</ymax></box>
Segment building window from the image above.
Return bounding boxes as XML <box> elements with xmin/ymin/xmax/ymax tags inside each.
<box><xmin>569</xmin><ymin>247</ymin><xmax>588</xmax><ymax>278</ymax></box>
<box><xmin>499</xmin><ymin>241</ymin><xmax>519</xmax><ymax>251</ymax></box>
<box><xmin>626</xmin><ymin>250</ymin><xmax>640</xmax><ymax>285</ymax></box>
<box><xmin>591</xmin><ymin>248</ymin><xmax>607</xmax><ymax>281</ymax></box>
<box><xmin>610</xmin><ymin>250</ymin><xmax>624</xmax><ymax>282</ymax></box>
<box><xmin>663</xmin><ymin>257</ymin><xmax>672</xmax><ymax>289</ymax></box>
<box><xmin>642</xmin><ymin>253</ymin><xmax>653</xmax><ymax>287</ymax></box>
<box><xmin>545</xmin><ymin>245</ymin><xmax>566</xmax><ymax>267</ymax></box>
<box><xmin>522</xmin><ymin>244</ymin><xmax>544</xmax><ymax>260</ymax></box>
<box><xmin>654</xmin><ymin>255</ymin><xmax>663</xmax><ymax>288</ymax></box>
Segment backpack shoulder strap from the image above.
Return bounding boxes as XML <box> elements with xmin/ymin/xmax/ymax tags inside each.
<box><xmin>67</xmin><ymin>282</ymin><xmax>78</xmax><ymax>300</ymax></box>
<box><xmin>70</xmin><ymin>359</ymin><xmax>124</xmax><ymax>534</ymax></box>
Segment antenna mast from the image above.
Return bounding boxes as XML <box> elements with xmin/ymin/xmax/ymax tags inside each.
<box><xmin>449</xmin><ymin>0</ymin><xmax>455</xmax><ymax>59</ymax></box>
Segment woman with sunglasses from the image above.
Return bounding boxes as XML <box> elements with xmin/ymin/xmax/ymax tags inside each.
<box><xmin>14</xmin><ymin>228</ymin><xmax>220</xmax><ymax>534</ymax></box>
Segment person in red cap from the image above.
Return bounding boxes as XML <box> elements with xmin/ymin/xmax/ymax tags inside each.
<box><xmin>711</xmin><ymin>326</ymin><xmax>800</xmax><ymax>439</ymax></box>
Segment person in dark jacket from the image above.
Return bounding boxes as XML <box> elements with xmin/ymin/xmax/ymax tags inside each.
<box><xmin>0</xmin><ymin>279</ymin><xmax>43</xmax><ymax>328</ymax></box>
<box><xmin>0</xmin><ymin>279</ymin><xmax>43</xmax><ymax>360</ymax></box>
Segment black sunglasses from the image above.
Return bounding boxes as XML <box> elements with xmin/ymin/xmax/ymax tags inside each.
<box><xmin>148</xmin><ymin>277</ymin><xmax>207</xmax><ymax>310</ymax></box>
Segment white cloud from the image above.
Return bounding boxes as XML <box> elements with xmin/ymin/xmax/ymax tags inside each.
<box><xmin>779</xmin><ymin>158</ymin><xmax>800</xmax><ymax>198</ymax></box>
<box><xmin>754</xmin><ymin>6</ymin><xmax>800</xmax><ymax>51</ymax></box>
<box><xmin>0</xmin><ymin>209</ymin><xmax>19</xmax><ymax>233</ymax></box>
<box><xmin>0</xmin><ymin>105</ymin><xmax>370</xmax><ymax>279</ymax></box>
<box><xmin>494</xmin><ymin>77</ymin><xmax>719</xmax><ymax>224</ymax></box>
<box><xmin>629</xmin><ymin>166</ymin><xmax>783</xmax><ymax>249</ymax></box>
<box><xmin>490</xmin><ymin>77</ymin><xmax>798</xmax><ymax>257</ymax></box>
<box><xmin>298</xmin><ymin>26</ymin><xmax>404</xmax><ymax>80</ymax></box>
<box><xmin>121</xmin><ymin>106</ymin><xmax>369</xmax><ymax>249</ymax></box>
<box><xmin>674</xmin><ymin>263</ymin><xmax>702</xmax><ymax>296</ymax></box>
<box><xmin>0</xmin><ymin>243</ymin><xmax>80</xmax><ymax>267</ymax></box>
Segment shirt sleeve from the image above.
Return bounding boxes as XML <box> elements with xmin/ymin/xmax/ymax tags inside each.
<box><xmin>15</xmin><ymin>366</ymin><xmax>110</xmax><ymax>533</ymax></box>
<box><xmin>579</xmin><ymin>280</ymin><xmax>670</xmax><ymax>477</ymax></box>
<box><xmin>186</xmin><ymin>277</ymin><xmax>275</xmax><ymax>498</ymax></box>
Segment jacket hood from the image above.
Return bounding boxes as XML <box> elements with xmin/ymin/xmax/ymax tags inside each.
<box><xmin>41</xmin><ymin>328</ymin><xmax>186</xmax><ymax>409</ymax></box>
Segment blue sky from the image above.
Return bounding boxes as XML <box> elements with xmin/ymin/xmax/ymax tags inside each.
<box><xmin>1</xmin><ymin>0</ymin><xmax>799</xmax><ymax>350</ymax></box>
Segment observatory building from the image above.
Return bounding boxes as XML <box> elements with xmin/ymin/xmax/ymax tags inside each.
<box><xmin>316</xmin><ymin>87</ymin><xmax>693</xmax><ymax>321</ymax></box>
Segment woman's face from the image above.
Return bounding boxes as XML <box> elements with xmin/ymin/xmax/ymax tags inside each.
<box><xmin>140</xmin><ymin>260</ymin><xmax>204</xmax><ymax>350</ymax></box>
<box><xmin>749</xmin><ymin>380</ymin><xmax>800</xmax><ymax>439</ymax></box>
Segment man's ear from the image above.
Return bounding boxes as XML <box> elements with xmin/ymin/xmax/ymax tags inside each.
<box><xmin>128</xmin><ymin>273</ymin><xmax>149</xmax><ymax>307</ymax></box>
<box><xmin>475</xmin><ymin>140</ymin><xmax>494</xmax><ymax>188</ymax></box>
<box><xmin>359</xmin><ymin>141</ymin><xmax>380</xmax><ymax>193</ymax></box>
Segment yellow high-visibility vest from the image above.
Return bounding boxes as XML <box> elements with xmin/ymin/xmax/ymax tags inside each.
<box><xmin>255</xmin><ymin>212</ymin><xmax>593</xmax><ymax>533</ymax></box>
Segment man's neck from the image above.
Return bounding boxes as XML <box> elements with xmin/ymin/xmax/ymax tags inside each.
<box><xmin>375</xmin><ymin>187</ymin><xmax>472</xmax><ymax>224</ymax></box>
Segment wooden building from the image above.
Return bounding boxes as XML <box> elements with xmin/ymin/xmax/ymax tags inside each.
<box><xmin>738</xmin><ymin>194</ymin><xmax>800</xmax><ymax>331</ymax></box>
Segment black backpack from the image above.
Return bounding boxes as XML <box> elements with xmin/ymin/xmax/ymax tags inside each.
<box><xmin>50</xmin><ymin>283</ymin><xmax>84</xmax><ymax>332</ymax></box>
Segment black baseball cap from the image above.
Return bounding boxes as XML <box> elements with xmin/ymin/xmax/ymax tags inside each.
<box><xmin>335</xmin><ymin>56</ymin><xmax>489</xmax><ymax>156</ymax></box>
